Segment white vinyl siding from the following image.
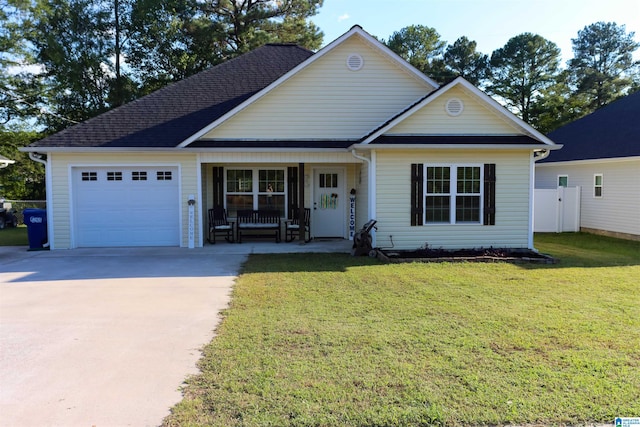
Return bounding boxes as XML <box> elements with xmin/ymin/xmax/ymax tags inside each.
<box><xmin>536</xmin><ymin>159</ymin><xmax>640</xmax><ymax>237</ymax></box>
<box><xmin>593</xmin><ymin>174</ymin><xmax>603</xmax><ymax>198</ymax></box>
<box><xmin>375</xmin><ymin>150</ymin><xmax>532</xmax><ymax>250</ymax></box>
<box><xmin>388</xmin><ymin>86</ymin><xmax>521</xmax><ymax>135</ymax></box>
<box><xmin>48</xmin><ymin>153</ymin><xmax>199</xmax><ymax>249</ymax></box>
<box><xmin>205</xmin><ymin>36</ymin><xmax>433</xmax><ymax>140</ymax></box>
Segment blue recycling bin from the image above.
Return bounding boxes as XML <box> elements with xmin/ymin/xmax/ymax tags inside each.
<box><xmin>23</xmin><ymin>208</ymin><xmax>48</xmax><ymax>251</ymax></box>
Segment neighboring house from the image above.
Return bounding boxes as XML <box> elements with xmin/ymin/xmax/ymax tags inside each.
<box><xmin>536</xmin><ymin>91</ymin><xmax>640</xmax><ymax>240</ymax></box>
<box><xmin>22</xmin><ymin>26</ymin><xmax>559</xmax><ymax>250</ymax></box>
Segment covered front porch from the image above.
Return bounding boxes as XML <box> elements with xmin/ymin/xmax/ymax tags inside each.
<box><xmin>198</xmin><ymin>152</ymin><xmax>368</xmax><ymax>245</ymax></box>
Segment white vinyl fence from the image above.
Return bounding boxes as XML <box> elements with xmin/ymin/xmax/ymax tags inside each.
<box><xmin>534</xmin><ymin>187</ymin><xmax>581</xmax><ymax>233</ymax></box>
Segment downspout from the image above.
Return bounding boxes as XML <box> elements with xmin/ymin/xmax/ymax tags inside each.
<box><xmin>351</xmin><ymin>149</ymin><xmax>377</xmax><ymax>247</ymax></box>
<box><xmin>28</xmin><ymin>152</ymin><xmax>52</xmax><ymax>249</ymax></box>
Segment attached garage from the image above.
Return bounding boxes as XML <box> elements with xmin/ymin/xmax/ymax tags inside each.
<box><xmin>72</xmin><ymin>166</ymin><xmax>180</xmax><ymax>247</ymax></box>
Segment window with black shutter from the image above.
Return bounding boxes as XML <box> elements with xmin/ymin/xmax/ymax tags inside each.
<box><xmin>410</xmin><ymin>163</ymin><xmax>496</xmax><ymax>226</ymax></box>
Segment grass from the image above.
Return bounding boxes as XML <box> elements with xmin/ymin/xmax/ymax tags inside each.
<box><xmin>0</xmin><ymin>225</ymin><xmax>28</xmax><ymax>246</ymax></box>
<box><xmin>164</xmin><ymin>232</ymin><xmax>640</xmax><ymax>427</ymax></box>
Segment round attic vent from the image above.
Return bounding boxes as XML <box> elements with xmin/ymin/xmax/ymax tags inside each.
<box><xmin>346</xmin><ymin>54</ymin><xmax>364</xmax><ymax>71</ymax></box>
<box><xmin>445</xmin><ymin>98</ymin><xmax>464</xmax><ymax>116</ymax></box>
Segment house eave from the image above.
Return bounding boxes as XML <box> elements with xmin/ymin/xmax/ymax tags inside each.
<box><xmin>183</xmin><ymin>147</ymin><xmax>354</xmax><ymax>153</ymax></box>
<box><xmin>536</xmin><ymin>156</ymin><xmax>640</xmax><ymax>167</ymax></box>
<box><xmin>351</xmin><ymin>143</ymin><xmax>562</xmax><ymax>151</ymax></box>
<box><xmin>19</xmin><ymin>146</ymin><xmax>184</xmax><ymax>153</ymax></box>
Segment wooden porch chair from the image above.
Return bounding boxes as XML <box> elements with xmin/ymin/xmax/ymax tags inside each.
<box><xmin>285</xmin><ymin>208</ymin><xmax>311</xmax><ymax>242</ymax></box>
<box><xmin>207</xmin><ymin>207</ymin><xmax>235</xmax><ymax>244</ymax></box>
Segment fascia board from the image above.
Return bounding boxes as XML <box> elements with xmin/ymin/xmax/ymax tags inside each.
<box><xmin>19</xmin><ymin>146</ymin><xmax>184</xmax><ymax>153</ymax></box>
<box><xmin>350</xmin><ymin>143</ymin><xmax>562</xmax><ymax>151</ymax></box>
<box><xmin>536</xmin><ymin>156</ymin><xmax>640</xmax><ymax>167</ymax></box>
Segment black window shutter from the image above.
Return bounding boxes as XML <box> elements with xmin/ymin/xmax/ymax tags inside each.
<box><xmin>287</xmin><ymin>166</ymin><xmax>298</xmax><ymax>218</ymax></box>
<box><xmin>212</xmin><ymin>166</ymin><xmax>224</xmax><ymax>208</ymax></box>
<box><xmin>411</xmin><ymin>164</ymin><xmax>424</xmax><ymax>226</ymax></box>
<box><xmin>484</xmin><ymin>163</ymin><xmax>496</xmax><ymax>225</ymax></box>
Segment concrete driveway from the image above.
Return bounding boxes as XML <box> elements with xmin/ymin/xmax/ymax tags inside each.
<box><xmin>0</xmin><ymin>246</ymin><xmax>246</xmax><ymax>427</ymax></box>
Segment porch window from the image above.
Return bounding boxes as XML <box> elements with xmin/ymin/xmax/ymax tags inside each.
<box><xmin>424</xmin><ymin>165</ymin><xmax>482</xmax><ymax>224</ymax></box>
<box><xmin>226</xmin><ymin>168</ymin><xmax>285</xmax><ymax>216</ymax></box>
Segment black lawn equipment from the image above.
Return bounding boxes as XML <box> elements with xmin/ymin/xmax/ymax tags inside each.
<box><xmin>351</xmin><ymin>219</ymin><xmax>377</xmax><ymax>257</ymax></box>
<box><xmin>0</xmin><ymin>202</ymin><xmax>18</xmax><ymax>229</ymax></box>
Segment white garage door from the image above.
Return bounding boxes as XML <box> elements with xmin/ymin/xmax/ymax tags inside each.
<box><xmin>73</xmin><ymin>167</ymin><xmax>180</xmax><ymax>247</ymax></box>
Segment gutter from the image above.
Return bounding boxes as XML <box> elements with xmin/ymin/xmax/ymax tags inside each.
<box><xmin>533</xmin><ymin>149</ymin><xmax>552</xmax><ymax>162</ymax></box>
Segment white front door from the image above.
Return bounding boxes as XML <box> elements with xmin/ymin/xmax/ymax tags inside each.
<box><xmin>313</xmin><ymin>168</ymin><xmax>345</xmax><ymax>238</ymax></box>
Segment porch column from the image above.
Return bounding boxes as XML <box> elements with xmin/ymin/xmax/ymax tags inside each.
<box><xmin>298</xmin><ymin>163</ymin><xmax>305</xmax><ymax>242</ymax></box>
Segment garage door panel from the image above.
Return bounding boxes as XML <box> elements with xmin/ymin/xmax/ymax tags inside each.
<box><xmin>73</xmin><ymin>167</ymin><xmax>180</xmax><ymax>247</ymax></box>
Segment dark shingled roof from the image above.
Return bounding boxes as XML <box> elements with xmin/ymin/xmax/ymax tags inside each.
<box><xmin>540</xmin><ymin>90</ymin><xmax>640</xmax><ymax>163</ymax></box>
<box><xmin>29</xmin><ymin>44</ymin><xmax>314</xmax><ymax>149</ymax></box>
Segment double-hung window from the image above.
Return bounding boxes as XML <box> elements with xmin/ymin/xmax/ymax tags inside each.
<box><xmin>225</xmin><ymin>168</ymin><xmax>285</xmax><ymax>216</ymax></box>
<box><xmin>425</xmin><ymin>165</ymin><xmax>482</xmax><ymax>224</ymax></box>
<box><xmin>594</xmin><ymin>174</ymin><xmax>603</xmax><ymax>198</ymax></box>
<box><xmin>412</xmin><ymin>163</ymin><xmax>494</xmax><ymax>226</ymax></box>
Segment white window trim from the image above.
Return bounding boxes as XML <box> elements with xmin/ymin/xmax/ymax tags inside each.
<box><xmin>594</xmin><ymin>173</ymin><xmax>603</xmax><ymax>198</ymax></box>
<box><xmin>225</xmin><ymin>167</ymin><xmax>287</xmax><ymax>213</ymax></box>
<box><xmin>423</xmin><ymin>164</ymin><xmax>484</xmax><ymax>225</ymax></box>
<box><xmin>557</xmin><ymin>174</ymin><xmax>568</xmax><ymax>188</ymax></box>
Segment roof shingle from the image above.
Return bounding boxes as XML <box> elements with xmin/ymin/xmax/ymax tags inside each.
<box><xmin>541</xmin><ymin>90</ymin><xmax>640</xmax><ymax>162</ymax></box>
<box><xmin>30</xmin><ymin>44</ymin><xmax>314</xmax><ymax>148</ymax></box>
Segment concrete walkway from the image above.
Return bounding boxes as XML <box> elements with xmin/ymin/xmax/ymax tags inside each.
<box><xmin>0</xmin><ymin>240</ymin><xmax>350</xmax><ymax>427</ymax></box>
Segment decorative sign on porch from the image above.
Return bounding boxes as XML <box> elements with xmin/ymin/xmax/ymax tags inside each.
<box><xmin>320</xmin><ymin>193</ymin><xmax>338</xmax><ymax>209</ymax></box>
<box><xmin>349</xmin><ymin>189</ymin><xmax>356</xmax><ymax>240</ymax></box>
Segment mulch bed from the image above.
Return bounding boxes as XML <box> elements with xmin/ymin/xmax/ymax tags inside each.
<box><xmin>377</xmin><ymin>247</ymin><xmax>557</xmax><ymax>264</ymax></box>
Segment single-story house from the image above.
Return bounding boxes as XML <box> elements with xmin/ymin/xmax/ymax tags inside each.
<box><xmin>23</xmin><ymin>25</ymin><xmax>560</xmax><ymax>250</ymax></box>
<box><xmin>536</xmin><ymin>91</ymin><xmax>640</xmax><ymax>240</ymax></box>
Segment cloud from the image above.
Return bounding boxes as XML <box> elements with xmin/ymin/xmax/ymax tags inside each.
<box><xmin>338</xmin><ymin>13</ymin><xmax>350</xmax><ymax>22</ymax></box>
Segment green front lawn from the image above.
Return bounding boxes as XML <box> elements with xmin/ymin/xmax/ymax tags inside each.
<box><xmin>0</xmin><ymin>225</ymin><xmax>28</xmax><ymax>246</ymax></box>
<box><xmin>164</xmin><ymin>232</ymin><xmax>640</xmax><ymax>426</ymax></box>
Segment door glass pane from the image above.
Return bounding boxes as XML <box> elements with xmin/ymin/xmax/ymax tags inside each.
<box><xmin>558</xmin><ymin>176</ymin><xmax>568</xmax><ymax>187</ymax></box>
<box><xmin>319</xmin><ymin>173</ymin><xmax>338</xmax><ymax>188</ymax></box>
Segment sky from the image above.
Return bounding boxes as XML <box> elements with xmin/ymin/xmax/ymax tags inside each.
<box><xmin>311</xmin><ymin>0</ymin><xmax>640</xmax><ymax>64</ymax></box>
